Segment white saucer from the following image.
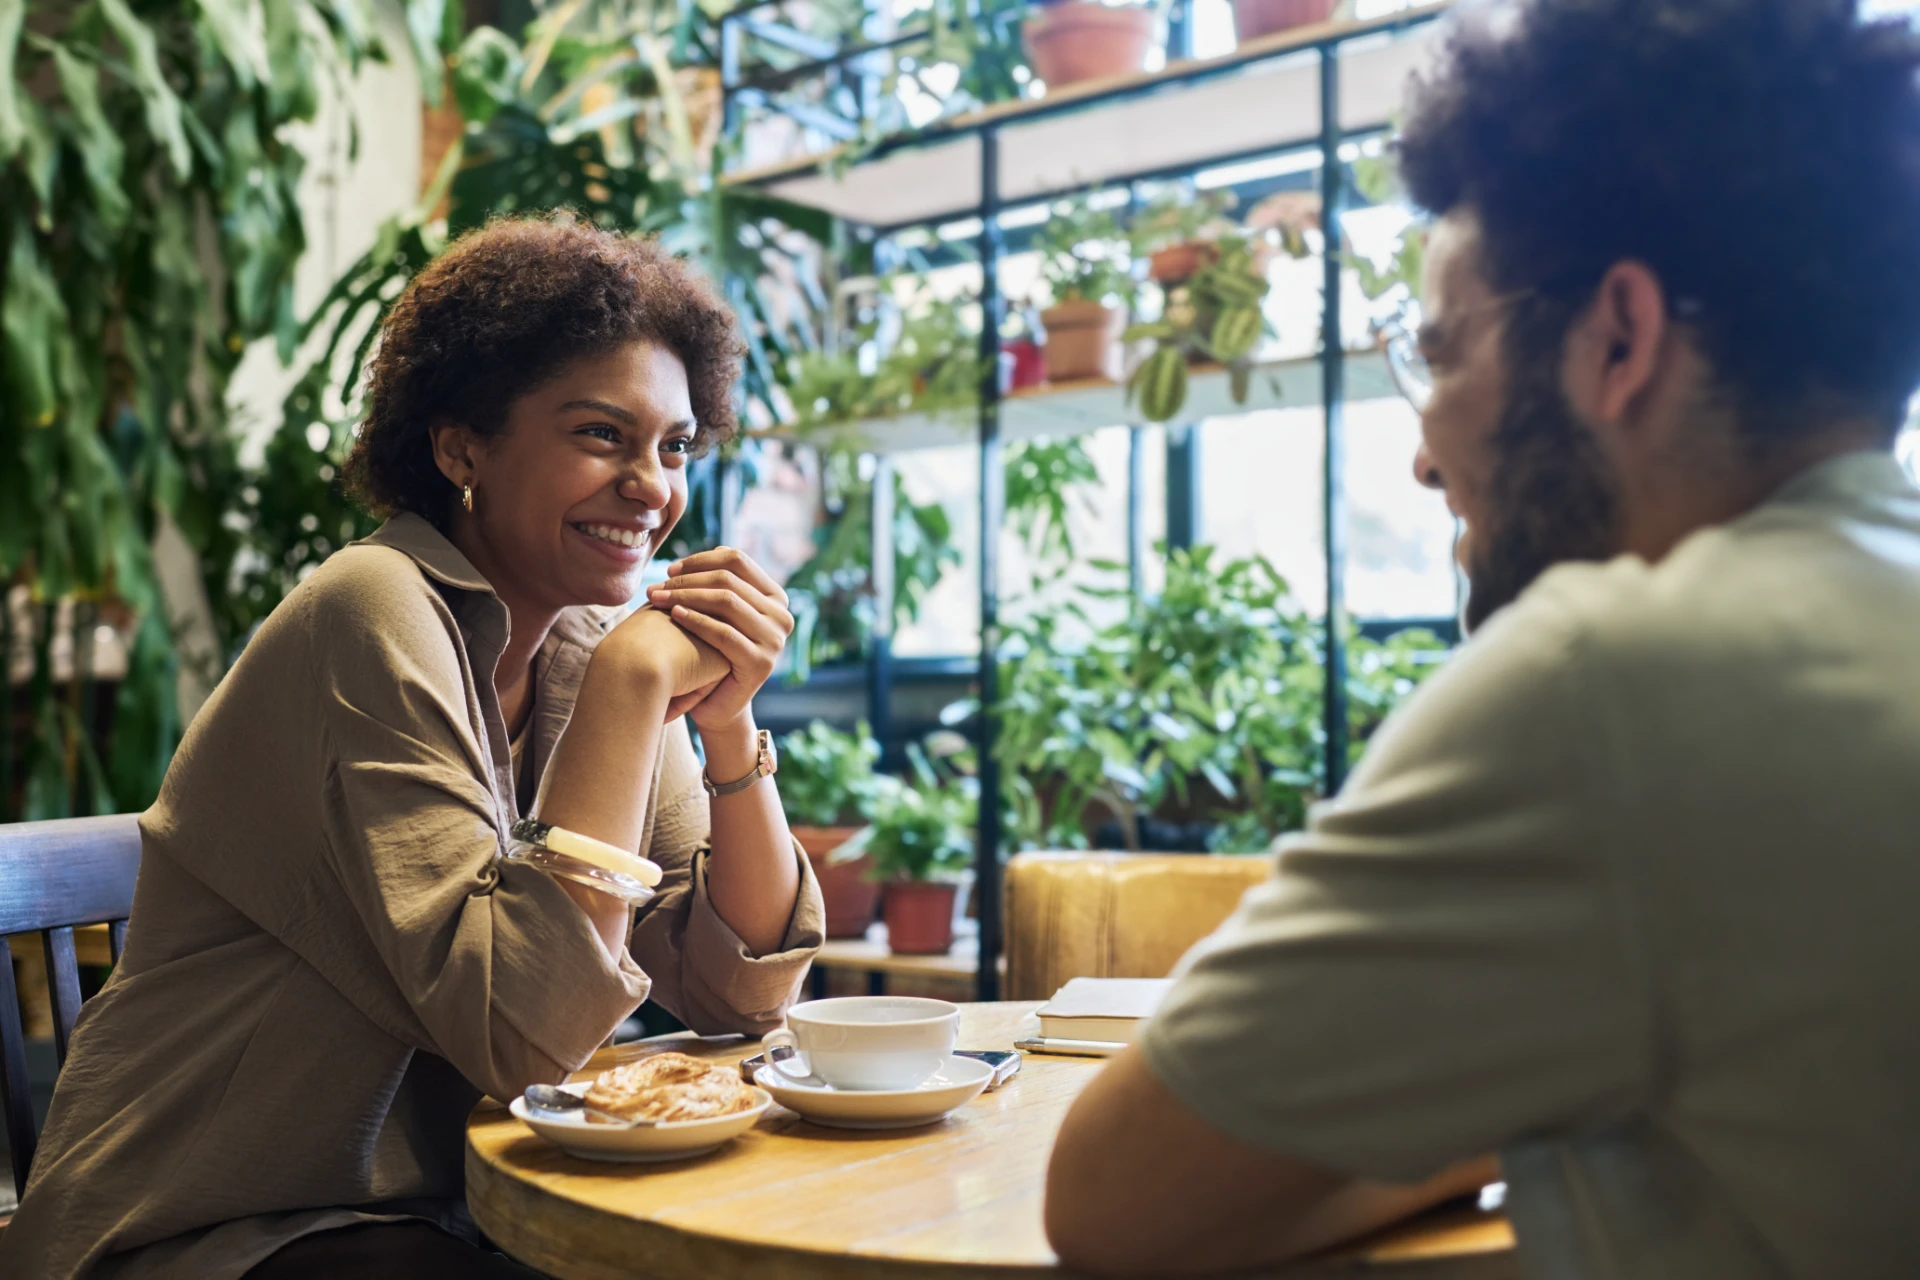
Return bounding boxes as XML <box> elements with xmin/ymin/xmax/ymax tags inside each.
<box><xmin>753</xmin><ymin>1055</ymin><xmax>994</xmax><ymax>1130</ymax></box>
<box><xmin>510</xmin><ymin>1080</ymin><xmax>772</xmax><ymax>1162</ymax></box>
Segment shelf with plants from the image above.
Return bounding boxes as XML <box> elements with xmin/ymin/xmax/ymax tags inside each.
<box><xmin>722</xmin><ymin>5</ymin><xmax>1447</xmax><ymax>231</ymax></box>
<box><xmin>711</xmin><ymin>0</ymin><xmax>1451</xmax><ymax>998</ymax></box>
<box><xmin>762</xmin><ymin>348</ymin><xmax>1395</xmax><ymax>454</ymax></box>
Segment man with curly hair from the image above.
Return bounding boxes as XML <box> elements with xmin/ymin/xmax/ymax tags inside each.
<box><xmin>1047</xmin><ymin>2</ymin><xmax>1920</xmax><ymax>1276</ymax></box>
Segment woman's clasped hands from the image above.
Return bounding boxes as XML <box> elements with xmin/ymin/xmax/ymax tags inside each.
<box><xmin>605</xmin><ymin>547</ymin><xmax>794</xmax><ymax>729</ymax></box>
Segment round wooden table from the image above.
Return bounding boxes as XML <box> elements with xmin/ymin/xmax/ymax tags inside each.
<box><xmin>466</xmin><ymin>1002</ymin><xmax>1517</xmax><ymax>1280</ymax></box>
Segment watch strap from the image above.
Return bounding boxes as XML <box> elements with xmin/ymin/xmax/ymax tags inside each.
<box><xmin>703</xmin><ymin>729</ymin><xmax>776</xmax><ymax>797</ymax></box>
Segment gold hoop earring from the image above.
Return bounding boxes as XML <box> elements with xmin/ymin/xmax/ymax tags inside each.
<box><xmin>461</xmin><ymin>483</ymin><xmax>473</xmax><ymax>514</ymax></box>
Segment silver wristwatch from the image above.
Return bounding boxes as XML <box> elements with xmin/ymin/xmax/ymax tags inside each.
<box><xmin>702</xmin><ymin>730</ymin><xmax>778</xmax><ymax>797</ymax></box>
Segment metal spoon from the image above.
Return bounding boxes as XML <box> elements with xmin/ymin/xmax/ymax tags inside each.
<box><xmin>522</xmin><ymin>1083</ymin><xmax>655</xmax><ymax>1128</ymax></box>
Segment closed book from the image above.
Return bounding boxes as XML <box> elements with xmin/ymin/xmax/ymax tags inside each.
<box><xmin>1035</xmin><ymin>977</ymin><xmax>1175</xmax><ymax>1045</ymax></box>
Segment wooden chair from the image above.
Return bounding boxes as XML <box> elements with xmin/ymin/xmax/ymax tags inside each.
<box><xmin>1003</xmin><ymin>851</ymin><xmax>1273</xmax><ymax>1001</ymax></box>
<box><xmin>0</xmin><ymin>815</ymin><xmax>142</xmax><ymax>1207</ymax></box>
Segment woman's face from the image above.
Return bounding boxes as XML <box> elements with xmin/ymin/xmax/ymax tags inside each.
<box><xmin>437</xmin><ymin>340</ymin><xmax>697</xmax><ymax>614</ymax></box>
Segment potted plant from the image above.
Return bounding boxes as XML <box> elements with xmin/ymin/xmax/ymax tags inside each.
<box><xmin>1131</xmin><ymin>189</ymin><xmax>1238</xmax><ymax>284</ymax></box>
<box><xmin>1230</xmin><ymin>0</ymin><xmax>1337</xmax><ymax>45</ymax></box>
<box><xmin>1035</xmin><ymin>193</ymin><xmax>1137</xmax><ymax>383</ymax></box>
<box><xmin>843</xmin><ymin>752</ymin><xmax>977</xmax><ymax>955</ymax></box>
<box><xmin>1023</xmin><ymin>0</ymin><xmax>1157</xmax><ymax>92</ymax></box>
<box><xmin>1126</xmin><ymin>230</ymin><xmax>1277</xmax><ymax>421</ymax></box>
<box><xmin>777</xmin><ymin>722</ymin><xmax>885</xmax><ymax>938</ymax></box>
<box><xmin>979</xmin><ymin>546</ymin><xmax>1443</xmax><ymax>854</ymax></box>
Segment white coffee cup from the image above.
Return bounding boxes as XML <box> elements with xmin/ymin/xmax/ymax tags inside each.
<box><xmin>760</xmin><ymin>996</ymin><xmax>959</xmax><ymax>1091</ymax></box>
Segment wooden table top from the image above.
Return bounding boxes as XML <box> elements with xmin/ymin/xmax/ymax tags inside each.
<box><xmin>466</xmin><ymin>1003</ymin><xmax>1517</xmax><ymax>1280</ymax></box>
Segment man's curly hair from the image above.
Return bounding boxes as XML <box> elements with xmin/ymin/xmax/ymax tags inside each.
<box><xmin>1398</xmin><ymin>0</ymin><xmax>1920</xmax><ymax>438</ymax></box>
<box><xmin>345</xmin><ymin>213</ymin><xmax>743</xmax><ymax>526</ymax></box>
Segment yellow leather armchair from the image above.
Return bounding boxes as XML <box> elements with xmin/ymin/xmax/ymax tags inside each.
<box><xmin>1003</xmin><ymin>852</ymin><xmax>1273</xmax><ymax>1001</ymax></box>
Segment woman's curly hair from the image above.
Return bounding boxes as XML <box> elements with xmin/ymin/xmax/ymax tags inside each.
<box><xmin>1398</xmin><ymin>0</ymin><xmax>1920</xmax><ymax>438</ymax></box>
<box><xmin>345</xmin><ymin>213</ymin><xmax>744</xmax><ymax>526</ymax></box>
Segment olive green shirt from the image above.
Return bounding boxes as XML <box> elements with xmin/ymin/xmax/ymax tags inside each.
<box><xmin>1</xmin><ymin>514</ymin><xmax>823</xmax><ymax>1279</ymax></box>
<box><xmin>1145</xmin><ymin>451</ymin><xmax>1920</xmax><ymax>1279</ymax></box>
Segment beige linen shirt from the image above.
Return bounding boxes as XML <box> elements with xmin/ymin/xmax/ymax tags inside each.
<box><xmin>0</xmin><ymin>514</ymin><xmax>823</xmax><ymax>1279</ymax></box>
<box><xmin>1145</xmin><ymin>452</ymin><xmax>1920</xmax><ymax>1279</ymax></box>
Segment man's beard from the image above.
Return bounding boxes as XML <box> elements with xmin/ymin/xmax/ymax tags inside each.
<box><xmin>1462</xmin><ymin>337</ymin><xmax>1623</xmax><ymax>632</ymax></box>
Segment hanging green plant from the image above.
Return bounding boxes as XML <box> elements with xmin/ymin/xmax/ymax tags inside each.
<box><xmin>1</xmin><ymin>0</ymin><xmax>454</xmax><ymax>822</ymax></box>
<box><xmin>1124</xmin><ymin>230</ymin><xmax>1279</xmax><ymax>423</ymax></box>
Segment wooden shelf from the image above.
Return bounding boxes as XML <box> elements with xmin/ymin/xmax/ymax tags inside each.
<box><xmin>761</xmin><ymin>348</ymin><xmax>1395</xmax><ymax>455</ymax></box>
<box><xmin>813</xmin><ymin>919</ymin><xmax>986</xmax><ymax>980</ymax></box>
<box><xmin>724</xmin><ymin>7</ymin><xmax>1446</xmax><ymax>230</ymax></box>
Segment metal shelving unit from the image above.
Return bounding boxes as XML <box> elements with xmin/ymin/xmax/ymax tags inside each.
<box><xmin>717</xmin><ymin>1</ymin><xmax>1450</xmax><ymax>1000</ymax></box>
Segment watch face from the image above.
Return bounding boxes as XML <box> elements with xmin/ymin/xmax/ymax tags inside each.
<box><xmin>760</xmin><ymin>731</ymin><xmax>779</xmax><ymax>776</ymax></box>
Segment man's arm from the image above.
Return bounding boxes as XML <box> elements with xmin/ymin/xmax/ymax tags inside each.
<box><xmin>1046</xmin><ymin>1049</ymin><xmax>1497</xmax><ymax>1277</ymax></box>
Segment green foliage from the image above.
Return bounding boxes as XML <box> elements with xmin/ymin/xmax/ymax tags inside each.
<box><xmin>1128</xmin><ymin>188</ymin><xmax>1235</xmax><ymax>256</ymax></box>
<box><xmin>1349</xmin><ymin>150</ymin><xmax>1425</xmax><ymax>302</ymax></box>
<box><xmin>1</xmin><ymin>0</ymin><xmax>451</xmax><ymax>821</ymax></box>
<box><xmin>843</xmin><ymin>747</ymin><xmax>977</xmax><ymax>882</ymax></box>
<box><xmin>986</xmin><ymin>547</ymin><xmax>1444</xmax><ymax>854</ymax></box>
<box><xmin>235</xmin><ymin>5</ymin><xmax>835</xmax><ymax>632</ymax></box>
<box><xmin>1035</xmin><ymin>191</ymin><xmax>1134</xmax><ymax>308</ymax></box>
<box><xmin>776</xmin><ymin>719</ymin><xmax>881</xmax><ymax>827</ymax></box>
<box><xmin>1125</xmin><ymin>232</ymin><xmax>1278</xmax><ymax>423</ymax></box>
<box><xmin>1005</xmin><ymin>437</ymin><xmax>1099</xmax><ymax>565</ymax></box>
<box><xmin>785</xmin><ymin>282</ymin><xmax>984</xmax><ymax>431</ymax></box>
<box><xmin>783</xmin><ymin>452</ymin><xmax>960</xmax><ymax>678</ymax></box>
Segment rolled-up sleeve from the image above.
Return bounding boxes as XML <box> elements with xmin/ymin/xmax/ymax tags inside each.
<box><xmin>629</xmin><ymin>720</ymin><xmax>824</xmax><ymax>1034</ymax></box>
<box><xmin>310</xmin><ymin>562</ymin><xmax>650</xmax><ymax>1102</ymax></box>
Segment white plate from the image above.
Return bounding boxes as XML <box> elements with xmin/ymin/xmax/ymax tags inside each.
<box><xmin>753</xmin><ymin>1054</ymin><xmax>994</xmax><ymax>1130</ymax></box>
<box><xmin>510</xmin><ymin>1080</ymin><xmax>772</xmax><ymax>1163</ymax></box>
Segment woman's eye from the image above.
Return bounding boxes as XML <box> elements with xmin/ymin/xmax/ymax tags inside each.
<box><xmin>579</xmin><ymin>424</ymin><xmax>621</xmax><ymax>444</ymax></box>
<box><xmin>661</xmin><ymin>436</ymin><xmax>695</xmax><ymax>456</ymax></box>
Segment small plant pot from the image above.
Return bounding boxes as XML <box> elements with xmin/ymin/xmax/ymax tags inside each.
<box><xmin>881</xmin><ymin>880</ymin><xmax>960</xmax><ymax>955</ymax></box>
<box><xmin>1040</xmin><ymin>300</ymin><xmax>1127</xmax><ymax>383</ymax></box>
<box><xmin>1148</xmin><ymin>240</ymin><xmax>1217</xmax><ymax>284</ymax></box>
<box><xmin>792</xmin><ymin>826</ymin><xmax>881</xmax><ymax>939</ymax></box>
<box><xmin>1023</xmin><ymin>3</ymin><xmax>1155</xmax><ymax>92</ymax></box>
<box><xmin>1149</xmin><ymin>239</ymin><xmax>1278</xmax><ymax>286</ymax></box>
<box><xmin>1230</xmin><ymin>0</ymin><xmax>1337</xmax><ymax>43</ymax></box>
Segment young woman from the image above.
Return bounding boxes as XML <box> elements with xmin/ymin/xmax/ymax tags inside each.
<box><xmin>0</xmin><ymin>215</ymin><xmax>823</xmax><ymax>1279</ymax></box>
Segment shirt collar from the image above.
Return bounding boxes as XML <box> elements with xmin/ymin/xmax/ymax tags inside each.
<box><xmin>358</xmin><ymin>512</ymin><xmax>494</xmax><ymax>594</ymax></box>
<box><xmin>354</xmin><ymin>512</ymin><xmax>615</xmax><ymax>653</ymax></box>
<box><xmin>1768</xmin><ymin>449</ymin><xmax>1915</xmax><ymax>512</ymax></box>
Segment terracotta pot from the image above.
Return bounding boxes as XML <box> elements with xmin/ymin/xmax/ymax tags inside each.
<box><xmin>1023</xmin><ymin>3</ymin><xmax>1155</xmax><ymax>92</ymax></box>
<box><xmin>1040</xmin><ymin>300</ymin><xmax>1127</xmax><ymax>383</ymax></box>
<box><xmin>1148</xmin><ymin>239</ymin><xmax>1277</xmax><ymax>285</ymax></box>
<box><xmin>791</xmin><ymin>825</ymin><xmax>880</xmax><ymax>939</ymax></box>
<box><xmin>1148</xmin><ymin>240</ymin><xmax>1217</xmax><ymax>284</ymax></box>
<box><xmin>1230</xmin><ymin>0</ymin><xmax>1336</xmax><ymax>43</ymax></box>
<box><xmin>882</xmin><ymin>880</ymin><xmax>960</xmax><ymax>955</ymax></box>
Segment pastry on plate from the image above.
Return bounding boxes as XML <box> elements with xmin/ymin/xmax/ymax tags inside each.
<box><xmin>584</xmin><ymin>1051</ymin><xmax>759</xmax><ymax>1123</ymax></box>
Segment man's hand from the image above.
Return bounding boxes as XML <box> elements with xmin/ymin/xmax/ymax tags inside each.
<box><xmin>643</xmin><ymin>547</ymin><xmax>794</xmax><ymax>735</ymax></box>
<box><xmin>1045</xmin><ymin>1048</ymin><xmax>1498</xmax><ymax>1276</ymax></box>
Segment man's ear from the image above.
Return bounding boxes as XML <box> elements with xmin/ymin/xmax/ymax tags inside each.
<box><xmin>1563</xmin><ymin>261</ymin><xmax>1669</xmax><ymax>426</ymax></box>
<box><xmin>429</xmin><ymin>418</ymin><xmax>477</xmax><ymax>489</ymax></box>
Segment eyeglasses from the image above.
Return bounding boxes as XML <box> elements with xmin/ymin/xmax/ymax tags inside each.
<box><xmin>1372</xmin><ymin>293</ymin><xmax>1432</xmax><ymax>412</ymax></box>
<box><xmin>1369</xmin><ymin>288</ymin><xmax>1536</xmax><ymax>414</ymax></box>
<box><xmin>1369</xmin><ymin>286</ymin><xmax>1706</xmax><ymax>413</ymax></box>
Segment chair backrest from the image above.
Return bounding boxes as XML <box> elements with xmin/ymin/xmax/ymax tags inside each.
<box><xmin>1003</xmin><ymin>851</ymin><xmax>1273</xmax><ymax>1001</ymax></box>
<box><xmin>0</xmin><ymin>814</ymin><xmax>142</xmax><ymax>1197</ymax></box>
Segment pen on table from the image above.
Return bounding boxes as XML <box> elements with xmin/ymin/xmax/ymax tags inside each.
<box><xmin>1013</xmin><ymin>1036</ymin><xmax>1129</xmax><ymax>1058</ymax></box>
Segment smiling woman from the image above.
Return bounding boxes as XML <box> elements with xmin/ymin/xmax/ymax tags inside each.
<box><xmin>0</xmin><ymin>216</ymin><xmax>825</xmax><ymax>1280</ymax></box>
